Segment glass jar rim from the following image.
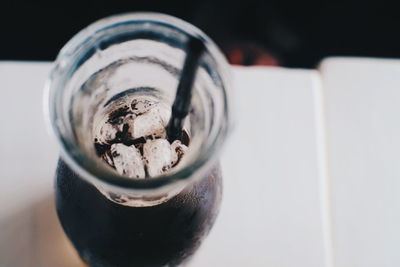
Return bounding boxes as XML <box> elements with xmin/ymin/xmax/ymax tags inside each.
<box><xmin>45</xmin><ymin>12</ymin><xmax>232</xmax><ymax>192</ymax></box>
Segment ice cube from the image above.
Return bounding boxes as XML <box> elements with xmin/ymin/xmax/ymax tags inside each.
<box><xmin>130</xmin><ymin>98</ymin><xmax>157</xmax><ymax>115</ymax></box>
<box><xmin>130</xmin><ymin>108</ymin><xmax>167</xmax><ymax>139</ymax></box>
<box><xmin>111</xmin><ymin>143</ymin><xmax>145</xmax><ymax>179</ymax></box>
<box><xmin>157</xmin><ymin>105</ymin><xmax>171</xmax><ymax>126</ymax></box>
<box><xmin>170</xmin><ymin>140</ymin><xmax>188</xmax><ymax>167</ymax></box>
<box><xmin>97</xmin><ymin>122</ymin><xmax>118</xmax><ymax>144</ymax></box>
<box><xmin>143</xmin><ymin>139</ymin><xmax>174</xmax><ymax>177</ymax></box>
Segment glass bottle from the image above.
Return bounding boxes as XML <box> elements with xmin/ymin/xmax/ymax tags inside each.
<box><xmin>46</xmin><ymin>12</ymin><xmax>232</xmax><ymax>267</ymax></box>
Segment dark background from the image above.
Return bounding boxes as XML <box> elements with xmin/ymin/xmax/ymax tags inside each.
<box><xmin>1</xmin><ymin>0</ymin><xmax>399</xmax><ymax>68</ymax></box>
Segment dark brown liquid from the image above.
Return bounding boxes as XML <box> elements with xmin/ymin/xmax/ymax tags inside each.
<box><xmin>55</xmin><ymin>159</ymin><xmax>222</xmax><ymax>267</ymax></box>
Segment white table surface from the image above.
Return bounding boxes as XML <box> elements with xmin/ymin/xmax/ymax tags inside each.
<box><xmin>0</xmin><ymin>58</ymin><xmax>399</xmax><ymax>267</ymax></box>
<box><xmin>319</xmin><ymin>58</ymin><xmax>400</xmax><ymax>267</ymax></box>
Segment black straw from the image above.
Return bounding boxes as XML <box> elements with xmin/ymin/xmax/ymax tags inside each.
<box><xmin>167</xmin><ymin>36</ymin><xmax>206</xmax><ymax>142</ymax></box>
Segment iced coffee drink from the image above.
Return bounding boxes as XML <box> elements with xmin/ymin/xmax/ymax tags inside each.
<box><xmin>47</xmin><ymin>13</ymin><xmax>232</xmax><ymax>267</ymax></box>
